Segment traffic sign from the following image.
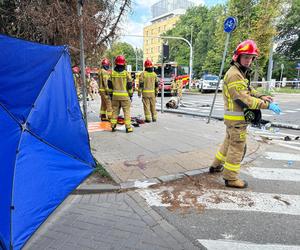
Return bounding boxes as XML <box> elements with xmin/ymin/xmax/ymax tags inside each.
<box><xmin>224</xmin><ymin>17</ymin><xmax>237</xmax><ymax>33</ymax></box>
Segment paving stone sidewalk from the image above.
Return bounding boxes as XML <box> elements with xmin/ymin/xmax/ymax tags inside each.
<box><xmin>24</xmin><ymin>192</ymin><xmax>202</xmax><ymax>250</ymax></box>
<box><xmin>88</xmin><ymin>95</ymin><xmax>261</xmax><ymax>185</ymax></box>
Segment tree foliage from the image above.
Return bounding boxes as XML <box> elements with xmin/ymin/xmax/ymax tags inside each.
<box><xmin>0</xmin><ymin>0</ymin><xmax>131</xmax><ymax>65</ymax></box>
<box><xmin>164</xmin><ymin>0</ymin><xmax>283</xmax><ymax>79</ymax></box>
<box><xmin>104</xmin><ymin>42</ymin><xmax>143</xmax><ymax>71</ymax></box>
<box><xmin>276</xmin><ymin>0</ymin><xmax>300</xmax><ymax>59</ymax></box>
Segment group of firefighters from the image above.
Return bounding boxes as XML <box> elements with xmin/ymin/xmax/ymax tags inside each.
<box><xmin>97</xmin><ymin>55</ymin><xmax>159</xmax><ymax>133</ymax></box>
<box><xmin>75</xmin><ymin>39</ymin><xmax>283</xmax><ymax>189</ymax></box>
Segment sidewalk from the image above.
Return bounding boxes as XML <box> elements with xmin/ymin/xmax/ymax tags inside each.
<box><xmin>86</xmin><ymin>95</ymin><xmax>262</xmax><ymax>188</ymax></box>
<box><xmin>24</xmin><ymin>95</ymin><xmax>264</xmax><ymax>250</ymax></box>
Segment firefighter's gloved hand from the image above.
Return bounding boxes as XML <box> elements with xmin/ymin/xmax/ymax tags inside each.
<box><xmin>130</xmin><ymin>96</ymin><xmax>133</xmax><ymax>102</ymax></box>
<box><xmin>138</xmin><ymin>93</ymin><xmax>141</xmax><ymax>98</ymax></box>
<box><xmin>109</xmin><ymin>93</ymin><xmax>113</xmax><ymax>100</ymax></box>
<box><xmin>268</xmin><ymin>102</ymin><xmax>281</xmax><ymax>114</ymax></box>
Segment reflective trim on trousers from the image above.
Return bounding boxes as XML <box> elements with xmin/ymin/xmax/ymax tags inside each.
<box><xmin>124</xmin><ymin>119</ymin><xmax>131</xmax><ymax>125</ymax></box>
<box><xmin>216</xmin><ymin>150</ymin><xmax>226</xmax><ymax>162</ymax></box>
<box><xmin>143</xmin><ymin>89</ymin><xmax>154</xmax><ymax>93</ymax></box>
<box><xmin>224</xmin><ymin>162</ymin><xmax>240</xmax><ymax>172</ymax></box>
<box><xmin>110</xmin><ymin>118</ymin><xmax>117</xmax><ymax>125</ymax></box>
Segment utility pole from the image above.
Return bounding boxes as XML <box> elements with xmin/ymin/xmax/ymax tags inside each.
<box><xmin>266</xmin><ymin>38</ymin><xmax>274</xmax><ymax>92</ymax></box>
<box><xmin>135</xmin><ymin>47</ymin><xmax>138</xmax><ymax>71</ymax></box>
<box><xmin>77</xmin><ymin>0</ymin><xmax>87</xmax><ymax>126</ymax></box>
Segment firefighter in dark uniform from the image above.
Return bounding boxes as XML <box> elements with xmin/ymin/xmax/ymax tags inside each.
<box><xmin>209</xmin><ymin>39</ymin><xmax>282</xmax><ymax>188</ymax></box>
<box><xmin>108</xmin><ymin>55</ymin><xmax>133</xmax><ymax>133</ymax></box>
<box><xmin>138</xmin><ymin>59</ymin><xmax>159</xmax><ymax>122</ymax></box>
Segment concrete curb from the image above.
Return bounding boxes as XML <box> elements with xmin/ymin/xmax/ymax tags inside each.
<box><xmin>158</xmin><ymin>108</ymin><xmax>300</xmax><ymax>130</ymax></box>
<box><xmin>76</xmin><ymin>133</ymin><xmax>264</xmax><ymax>194</ymax></box>
<box><xmin>75</xmin><ymin>168</ymin><xmax>208</xmax><ymax>194</ymax></box>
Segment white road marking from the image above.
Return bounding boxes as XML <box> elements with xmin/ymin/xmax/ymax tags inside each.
<box><xmin>285</xmin><ymin>110</ymin><xmax>298</xmax><ymax>113</ymax></box>
<box><xmin>138</xmin><ymin>188</ymin><xmax>300</xmax><ymax>215</ymax></box>
<box><xmin>265</xmin><ymin>152</ymin><xmax>300</xmax><ymax>161</ymax></box>
<box><xmin>275</xmin><ymin>143</ymin><xmax>300</xmax><ymax>151</ymax></box>
<box><xmin>197</xmin><ymin>239</ymin><xmax>300</xmax><ymax>250</ymax></box>
<box><xmin>243</xmin><ymin>167</ymin><xmax>300</xmax><ymax>182</ymax></box>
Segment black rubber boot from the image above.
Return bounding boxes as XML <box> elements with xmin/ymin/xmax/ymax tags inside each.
<box><xmin>111</xmin><ymin>125</ymin><xmax>116</xmax><ymax>132</ymax></box>
<box><xmin>145</xmin><ymin>120</ymin><xmax>151</xmax><ymax>123</ymax></box>
<box><xmin>224</xmin><ymin>179</ymin><xmax>248</xmax><ymax>188</ymax></box>
<box><xmin>209</xmin><ymin>165</ymin><xmax>224</xmax><ymax>173</ymax></box>
<box><xmin>126</xmin><ymin>127</ymin><xmax>133</xmax><ymax>133</ymax></box>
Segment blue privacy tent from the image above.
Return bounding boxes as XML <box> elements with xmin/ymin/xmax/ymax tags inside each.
<box><xmin>0</xmin><ymin>34</ymin><xmax>95</xmax><ymax>250</ymax></box>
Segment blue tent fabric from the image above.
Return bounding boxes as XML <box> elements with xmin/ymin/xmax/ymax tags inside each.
<box><xmin>0</xmin><ymin>34</ymin><xmax>94</xmax><ymax>250</ymax></box>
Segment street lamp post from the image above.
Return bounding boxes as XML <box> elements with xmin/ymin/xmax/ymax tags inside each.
<box><xmin>77</xmin><ymin>0</ymin><xmax>87</xmax><ymax>126</ymax></box>
<box><xmin>122</xmin><ymin>35</ymin><xmax>193</xmax><ymax>87</ymax></box>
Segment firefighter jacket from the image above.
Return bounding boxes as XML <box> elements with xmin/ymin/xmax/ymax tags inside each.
<box><xmin>98</xmin><ymin>68</ymin><xmax>110</xmax><ymax>95</ymax></box>
<box><xmin>138</xmin><ymin>71</ymin><xmax>159</xmax><ymax>97</ymax></box>
<box><xmin>109</xmin><ymin>70</ymin><xmax>133</xmax><ymax>101</ymax></box>
<box><xmin>223</xmin><ymin>62</ymin><xmax>269</xmax><ymax>126</ymax></box>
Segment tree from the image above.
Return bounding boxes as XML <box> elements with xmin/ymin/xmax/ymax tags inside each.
<box><xmin>105</xmin><ymin>42</ymin><xmax>143</xmax><ymax>71</ymax></box>
<box><xmin>276</xmin><ymin>0</ymin><xmax>300</xmax><ymax>59</ymax></box>
<box><xmin>163</xmin><ymin>4</ymin><xmax>226</xmax><ymax>78</ymax></box>
<box><xmin>0</xmin><ymin>0</ymin><xmax>131</xmax><ymax>65</ymax></box>
<box><xmin>204</xmin><ymin>0</ymin><xmax>282</xmax><ymax>79</ymax></box>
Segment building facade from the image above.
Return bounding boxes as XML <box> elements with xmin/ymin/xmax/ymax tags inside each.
<box><xmin>143</xmin><ymin>0</ymin><xmax>195</xmax><ymax>64</ymax></box>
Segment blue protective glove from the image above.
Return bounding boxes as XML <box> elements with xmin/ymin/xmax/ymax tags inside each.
<box><xmin>268</xmin><ymin>102</ymin><xmax>281</xmax><ymax>114</ymax></box>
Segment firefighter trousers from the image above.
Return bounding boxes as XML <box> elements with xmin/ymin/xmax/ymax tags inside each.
<box><xmin>99</xmin><ymin>92</ymin><xmax>112</xmax><ymax>120</ymax></box>
<box><xmin>111</xmin><ymin>100</ymin><xmax>132</xmax><ymax>129</ymax></box>
<box><xmin>142</xmin><ymin>97</ymin><xmax>157</xmax><ymax>121</ymax></box>
<box><xmin>212</xmin><ymin>124</ymin><xmax>247</xmax><ymax>180</ymax></box>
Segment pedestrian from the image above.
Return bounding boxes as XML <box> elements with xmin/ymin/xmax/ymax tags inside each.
<box><xmin>171</xmin><ymin>79</ymin><xmax>177</xmax><ymax>96</ymax></box>
<box><xmin>98</xmin><ymin>58</ymin><xmax>112</xmax><ymax>121</ymax></box>
<box><xmin>138</xmin><ymin>59</ymin><xmax>159</xmax><ymax>122</ymax></box>
<box><xmin>108</xmin><ymin>55</ymin><xmax>134</xmax><ymax>133</ymax></box>
<box><xmin>209</xmin><ymin>39</ymin><xmax>282</xmax><ymax>188</ymax></box>
<box><xmin>176</xmin><ymin>77</ymin><xmax>183</xmax><ymax>104</ymax></box>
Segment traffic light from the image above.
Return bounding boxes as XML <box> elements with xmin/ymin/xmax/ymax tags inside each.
<box><xmin>163</xmin><ymin>44</ymin><xmax>169</xmax><ymax>62</ymax></box>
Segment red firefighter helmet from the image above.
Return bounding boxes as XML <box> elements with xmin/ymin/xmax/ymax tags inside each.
<box><xmin>101</xmin><ymin>58</ymin><xmax>110</xmax><ymax>66</ymax></box>
<box><xmin>115</xmin><ymin>55</ymin><xmax>126</xmax><ymax>66</ymax></box>
<box><xmin>144</xmin><ymin>59</ymin><xmax>153</xmax><ymax>68</ymax></box>
<box><xmin>232</xmin><ymin>39</ymin><xmax>259</xmax><ymax>62</ymax></box>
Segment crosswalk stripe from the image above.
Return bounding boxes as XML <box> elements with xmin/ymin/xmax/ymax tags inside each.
<box><xmin>285</xmin><ymin>110</ymin><xmax>298</xmax><ymax>113</ymax></box>
<box><xmin>138</xmin><ymin>188</ymin><xmax>300</xmax><ymax>215</ymax></box>
<box><xmin>243</xmin><ymin>167</ymin><xmax>300</xmax><ymax>182</ymax></box>
<box><xmin>197</xmin><ymin>239</ymin><xmax>300</xmax><ymax>250</ymax></box>
<box><xmin>265</xmin><ymin>152</ymin><xmax>300</xmax><ymax>161</ymax></box>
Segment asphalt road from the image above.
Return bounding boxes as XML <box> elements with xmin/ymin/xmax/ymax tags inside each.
<box><xmin>138</xmin><ymin>127</ymin><xmax>300</xmax><ymax>249</ymax></box>
<box><xmin>157</xmin><ymin>92</ymin><xmax>300</xmax><ymax>125</ymax></box>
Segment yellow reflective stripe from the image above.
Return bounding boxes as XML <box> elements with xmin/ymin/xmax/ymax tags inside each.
<box><xmin>124</xmin><ymin>119</ymin><xmax>131</xmax><ymax>125</ymax></box>
<box><xmin>112</xmin><ymin>71</ymin><xmax>127</xmax><ymax>78</ymax></box>
<box><xmin>228</xmin><ymin>82</ymin><xmax>247</xmax><ymax>90</ymax></box>
<box><xmin>99</xmin><ymin>88</ymin><xmax>105</xmax><ymax>92</ymax></box>
<box><xmin>224</xmin><ymin>115</ymin><xmax>245</xmax><ymax>121</ymax></box>
<box><xmin>216</xmin><ymin>151</ymin><xmax>226</xmax><ymax>162</ymax></box>
<box><xmin>224</xmin><ymin>162</ymin><xmax>240</xmax><ymax>171</ymax></box>
<box><xmin>227</xmin><ymin>80</ymin><xmax>246</xmax><ymax>87</ymax></box>
<box><xmin>143</xmin><ymin>90</ymin><xmax>154</xmax><ymax>93</ymax></box>
<box><xmin>100</xmin><ymin>110</ymin><xmax>106</xmax><ymax>114</ymax></box>
<box><xmin>110</xmin><ymin>119</ymin><xmax>117</xmax><ymax>124</ymax></box>
<box><xmin>113</xmin><ymin>92</ymin><xmax>129</xmax><ymax>96</ymax></box>
<box><xmin>250</xmin><ymin>98</ymin><xmax>259</xmax><ymax>109</ymax></box>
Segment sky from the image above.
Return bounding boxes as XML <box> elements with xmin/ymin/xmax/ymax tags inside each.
<box><xmin>119</xmin><ymin>0</ymin><xmax>226</xmax><ymax>49</ymax></box>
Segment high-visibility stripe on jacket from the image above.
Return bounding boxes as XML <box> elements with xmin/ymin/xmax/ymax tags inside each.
<box><xmin>138</xmin><ymin>71</ymin><xmax>158</xmax><ymax>98</ymax></box>
<box><xmin>98</xmin><ymin>68</ymin><xmax>110</xmax><ymax>93</ymax></box>
<box><xmin>109</xmin><ymin>70</ymin><xmax>133</xmax><ymax>101</ymax></box>
<box><xmin>222</xmin><ymin>63</ymin><xmax>269</xmax><ymax>125</ymax></box>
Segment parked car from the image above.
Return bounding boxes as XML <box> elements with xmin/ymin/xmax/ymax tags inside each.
<box><xmin>199</xmin><ymin>74</ymin><xmax>222</xmax><ymax>93</ymax></box>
